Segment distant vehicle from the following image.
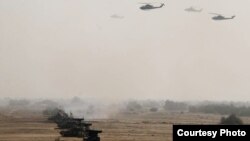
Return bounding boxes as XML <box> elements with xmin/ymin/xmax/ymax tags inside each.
<box><xmin>110</xmin><ymin>14</ymin><xmax>124</xmax><ymax>19</ymax></box>
<box><xmin>185</xmin><ymin>6</ymin><xmax>202</xmax><ymax>12</ymax></box>
<box><xmin>140</xmin><ymin>3</ymin><xmax>165</xmax><ymax>10</ymax></box>
<box><xmin>210</xmin><ymin>13</ymin><xmax>235</xmax><ymax>20</ymax></box>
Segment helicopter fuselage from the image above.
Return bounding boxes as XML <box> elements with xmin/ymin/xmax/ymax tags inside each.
<box><xmin>140</xmin><ymin>4</ymin><xmax>164</xmax><ymax>10</ymax></box>
<box><xmin>184</xmin><ymin>7</ymin><xmax>202</xmax><ymax>12</ymax></box>
<box><xmin>212</xmin><ymin>15</ymin><xmax>235</xmax><ymax>20</ymax></box>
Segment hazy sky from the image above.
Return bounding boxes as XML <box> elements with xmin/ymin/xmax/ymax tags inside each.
<box><xmin>1</xmin><ymin>0</ymin><xmax>250</xmax><ymax>101</ymax></box>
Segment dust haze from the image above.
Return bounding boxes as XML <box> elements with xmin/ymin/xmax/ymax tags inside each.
<box><xmin>1</xmin><ymin>0</ymin><xmax>250</xmax><ymax>103</ymax></box>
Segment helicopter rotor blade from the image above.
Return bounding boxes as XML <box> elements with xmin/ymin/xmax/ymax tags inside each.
<box><xmin>138</xmin><ymin>2</ymin><xmax>160</xmax><ymax>4</ymax></box>
<box><xmin>138</xmin><ymin>3</ymin><xmax>151</xmax><ymax>4</ymax></box>
<box><xmin>209</xmin><ymin>13</ymin><xmax>221</xmax><ymax>16</ymax></box>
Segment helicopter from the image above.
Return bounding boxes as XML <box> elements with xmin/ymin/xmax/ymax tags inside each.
<box><xmin>110</xmin><ymin>14</ymin><xmax>124</xmax><ymax>19</ymax></box>
<box><xmin>139</xmin><ymin>3</ymin><xmax>165</xmax><ymax>10</ymax></box>
<box><xmin>210</xmin><ymin>13</ymin><xmax>235</xmax><ymax>20</ymax></box>
<box><xmin>184</xmin><ymin>6</ymin><xmax>202</xmax><ymax>12</ymax></box>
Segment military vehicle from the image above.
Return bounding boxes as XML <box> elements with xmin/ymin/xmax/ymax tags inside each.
<box><xmin>140</xmin><ymin>3</ymin><xmax>164</xmax><ymax>10</ymax></box>
<box><xmin>111</xmin><ymin>14</ymin><xmax>124</xmax><ymax>19</ymax></box>
<box><xmin>57</xmin><ymin>118</ymin><xmax>85</xmax><ymax>129</ymax></box>
<box><xmin>210</xmin><ymin>13</ymin><xmax>235</xmax><ymax>20</ymax></box>
<box><xmin>185</xmin><ymin>6</ymin><xmax>202</xmax><ymax>12</ymax></box>
<box><xmin>60</xmin><ymin>127</ymin><xmax>84</xmax><ymax>137</ymax></box>
<box><xmin>46</xmin><ymin>108</ymin><xmax>102</xmax><ymax>141</ymax></box>
<box><xmin>83</xmin><ymin>130</ymin><xmax>102</xmax><ymax>141</ymax></box>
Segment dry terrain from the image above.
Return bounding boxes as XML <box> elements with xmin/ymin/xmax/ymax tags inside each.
<box><xmin>1</xmin><ymin>108</ymin><xmax>250</xmax><ymax>141</ymax></box>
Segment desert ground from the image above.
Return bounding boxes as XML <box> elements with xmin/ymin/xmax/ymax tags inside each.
<box><xmin>1</xmin><ymin>108</ymin><xmax>250</xmax><ymax>141</ymax></box>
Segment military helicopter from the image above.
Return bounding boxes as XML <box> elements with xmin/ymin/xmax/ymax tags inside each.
<box><xmin>184</xmin><ymin>6</ymin><xmax>202</xmax><ymax>12</ymax></box>
<box><xmin>210</xmin><ymin>13</ymin><xmax>235</xmax><ymax>20</ymax></box>
<box><xmin>110</xmin><ymin>14</ymin><xmax>124</xmax><ymax>19</ymax></box>
<box><xmin>139</xmin><ymin>3</ymin><xmax>165</xmax><ymax>10</ymax></box>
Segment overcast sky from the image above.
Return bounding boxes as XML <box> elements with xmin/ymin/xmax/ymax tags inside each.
<box><xmin>1</xmin><ymin>0</ymin><xmax>250</xmax><ymax>101</ymax></box>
